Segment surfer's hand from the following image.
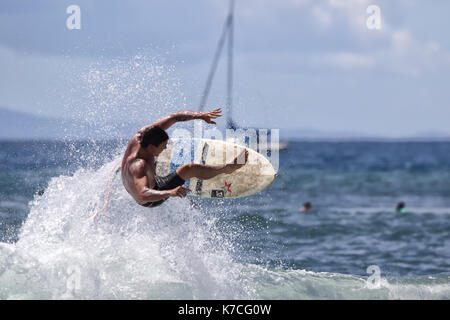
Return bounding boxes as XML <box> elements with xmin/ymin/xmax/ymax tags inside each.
<box><xmin>199</xmin><ymin>108</ymin><xmax>222</xmax><ymax>125</ymax></box>
<box><xmin>171</xmin><ymin>186</ymin><xmax>191</xmax><ymax>198</ymax></box>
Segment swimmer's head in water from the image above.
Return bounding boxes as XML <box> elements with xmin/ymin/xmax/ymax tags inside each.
<box><xmin>140</xmin><ymin>126</ymin><xmax>169</xmax><ymax>149</ymax></box>
<box><xmin>300</xmin><ymin>202</ymin><xmax>312</xmax><ymax>212</ymax></box>
<box><xmin>396</xmin><ymin>202</ymin><xmax>405</xmax><ymax>211</ymax></box>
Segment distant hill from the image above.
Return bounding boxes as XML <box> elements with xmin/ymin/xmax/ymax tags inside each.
<box><xmin>280</xmin><ymin>128</ymin><xmax>450</xmax><ymax>142</ymax></box>
<box><xmin>279</xmin><ymin>128</ymin><xmax>378</xmax><ymax>141</ymax></box>
<box><xmin>2</xmin><ymin>107</ymin><xmax>450</xmax><ymax>141</ymax></box>
<box><xmin>0</xmin><ymin>107</ymin><xmax>138</xmax><ymax>140</ymax></box>
<box><xmin>0</xmin><ymin>107</ymin><xmax>63</xmax><ymax>139</ymax></box>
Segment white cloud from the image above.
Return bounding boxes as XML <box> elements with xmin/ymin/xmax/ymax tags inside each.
<box><xmin>309</xmin><ymin>1</ymin><xmax>450</xmax><ymax>75</ymax></box>
<box><xmin>211</xmin><ymin>0</ymin><xmax>449</xmax><ymax>75</ymax></box>
<box><xmin>391</xmin><ymin>30</ymin><xmax>414</xmax><ymax>54</ymax></box>
<box><xmin>313</xmin><ymin>52</ymin><xmax>375</xmax><ymax>69</ymax></box>
<box><xmin>312</xmin><ymin>5</ymin><xmax>333</xmax><ymax>28</ymax></box>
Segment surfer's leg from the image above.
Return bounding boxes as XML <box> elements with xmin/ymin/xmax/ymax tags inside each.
<box><xmin>176</xmin><ymin>163</ymin><xmax>227</xmax><ymax>180</ymax></box>
<box><xmin>176</xmin><ymin>149</ymin><xmax>248</xmax><ymax>181</ymax></box>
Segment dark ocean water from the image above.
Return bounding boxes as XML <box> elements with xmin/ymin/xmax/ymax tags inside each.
<box><xmin>1</xmin><ymin>140</ymin><xmax>449</xmax><ymax>299</ymax></box>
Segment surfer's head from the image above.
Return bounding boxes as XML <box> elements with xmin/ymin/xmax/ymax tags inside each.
<box><xmin>140</xmin><ymin>126</ymin><xmax>169</xmax><ymax>155</ymax></box>
<box><xmin>300</xmin><ymin>201</ymin><xmax>311</xmax><ymax>212</ymax></box>
<box><xmin>396</xmin><ymin>201</ymin><xmax>405</xmax><ymax>212</ymax></box>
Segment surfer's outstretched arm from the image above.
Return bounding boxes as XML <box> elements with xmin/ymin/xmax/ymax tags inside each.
<box><xmin>141</xmin><ymin>108</ymin><xmax>222</xmax><ymax>131</ymax></box>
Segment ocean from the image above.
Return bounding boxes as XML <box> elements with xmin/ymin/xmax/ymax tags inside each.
<box><xmin>0</xmin><ymin>139</ymin><xmax>449</xmax><ymax>299</ymax></box>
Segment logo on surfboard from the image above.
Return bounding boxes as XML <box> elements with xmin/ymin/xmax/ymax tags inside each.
<box><xmin>211</xmin><ymin>190</ymin><xmax>225</xmax><ymax>198</ymax></box>
<box><xmin>224</xmin><ymin>181</ymin><xmax>232</xmax><ymax>194</ymax></box>
<box><xmin>210</xmin><ymin>180</ymin><xmax>233</xmax><ymax>198</ymax></box>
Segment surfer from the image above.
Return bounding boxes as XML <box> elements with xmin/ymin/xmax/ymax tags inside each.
<box><xmin>299</xmin><ymin>202</ymin><xmax>312</xmax><ymax>212</ymax></box>
<box><xmin>121</xmin><ymin>108</ymin><xmax>248</xmax><ymax>207</ymax></box>
<box><xmin>396</xmin><ymin>201</ymin><xmax>408</xmax><ymax>213</ymax></box>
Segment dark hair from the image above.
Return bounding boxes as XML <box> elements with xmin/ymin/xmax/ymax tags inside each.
<box><xmin>140</xmin><ymin>126</ymin><xmax>169</xmax><ymax>148</ymax></box>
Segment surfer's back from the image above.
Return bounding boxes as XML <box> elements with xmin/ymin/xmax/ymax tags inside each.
<box><xmin>121</xmin><ymin>134</ymin><xmax>143</xmax><ymax>197</ymax></box>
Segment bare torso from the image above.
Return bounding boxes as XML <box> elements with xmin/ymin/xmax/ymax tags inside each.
<box><xmin>121</xmin><ymin>133</ymin><xmax>156</xmax><ymax>203</ymax></box>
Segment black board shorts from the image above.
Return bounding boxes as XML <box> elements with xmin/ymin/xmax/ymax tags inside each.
<box><xmin>141</xmin><ymin>171</ymin><xmax>185</xmax><ymax>208</ymax></box>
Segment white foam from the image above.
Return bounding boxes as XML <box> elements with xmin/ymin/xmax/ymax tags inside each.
<box><xmin>1</xmin><ymin>160</ymin><xmax>449</xmax><ymax>300</ymax></box>
<box><xmin>0</xmin><ymin>157</ymin><xmax>253</xmax><ymax>299</ymax></box>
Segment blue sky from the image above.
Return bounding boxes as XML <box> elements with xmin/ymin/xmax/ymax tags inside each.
<box><xmin>1</xmin><ymin>0</ymin><xmax>450</xmax><ymax>138</ymax></box>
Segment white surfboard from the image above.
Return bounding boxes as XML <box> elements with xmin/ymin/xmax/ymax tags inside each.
<box><xmin>155</xmin><ymin>138</ymin><xmax>276</xmax><ymax>199</ymax></box>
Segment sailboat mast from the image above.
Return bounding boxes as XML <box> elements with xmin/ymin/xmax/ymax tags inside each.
<box><xmin>226</xmin><ymin>0</ymin><xmax>235</xmax><ymax>129</ymax></box>
<box><xmin>198</xmin><ymin>0</ymin><xmax>237</xmax><ymax>129</ymax></box>
<box><xmin>198</xmin><ymin>14</ymin><xmax>230</xmax><ymax>112</ymax></box>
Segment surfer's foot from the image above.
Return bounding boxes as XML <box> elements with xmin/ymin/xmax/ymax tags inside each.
<box><xmin>224</xmin><ymin>149</ymin><xmax>248</xmax><ymax>174</ymax></box>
